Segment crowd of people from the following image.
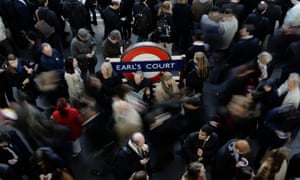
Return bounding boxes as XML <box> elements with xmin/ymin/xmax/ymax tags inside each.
<box><xmin>1</xmin><ymin>0</ymin><xmax>300</xmax><ymax>179</ymax></box>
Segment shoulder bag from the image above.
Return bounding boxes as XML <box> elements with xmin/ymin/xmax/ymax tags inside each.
<box><xmin>34</xmin><ymin>9</ymin><xmax>55</xmax><ymax>38</ymax></box>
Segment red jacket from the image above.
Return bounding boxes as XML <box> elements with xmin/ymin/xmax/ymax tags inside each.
<box><xmin>52</xmin><ymin>106</ymin><xmax>83</xmax><ymax>141</ymax></box>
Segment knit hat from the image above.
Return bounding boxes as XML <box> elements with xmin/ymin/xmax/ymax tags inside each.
<box><xmin>109</xmin><ymin>30</ymin><xmax>121</xmax><ymax>41</ymax></box>
<box><xmin>78</xmin><ymin>28</ymin><xmax>89</xmax><ymax>41</ymax></box>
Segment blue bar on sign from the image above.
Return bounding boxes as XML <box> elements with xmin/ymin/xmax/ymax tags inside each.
<box><xmin>111</xmin><ymin>60</ymin><xmax>183</xmax><ymax>72</ymax></box>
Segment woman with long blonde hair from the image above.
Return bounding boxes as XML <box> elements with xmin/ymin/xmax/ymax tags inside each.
<box><xmin>185</xmin><ymin>52</ymin><xmax>209</xmax><ymax>93</ymax></box>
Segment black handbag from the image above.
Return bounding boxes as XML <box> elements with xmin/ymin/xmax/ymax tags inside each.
<box><xmin>34</xmin><ymin>9</ymin><xmax>55</xmax><ymax>38</ymax></box>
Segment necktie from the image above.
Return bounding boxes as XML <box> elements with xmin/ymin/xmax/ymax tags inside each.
<box><xmin>137</xmin><ymin>148</ymin><xmax>143</xmax><ymax>157</ymax></box>
<box><xmin>202</xmin><ymin>140</ymin><xmax>207</xmax><ymax>148</ymax></box>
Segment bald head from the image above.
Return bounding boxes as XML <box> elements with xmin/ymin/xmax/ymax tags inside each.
<box><xmin>131</xmin><ymin>132</ymin><xmax>145</xmax><ymax>146</ymax></box>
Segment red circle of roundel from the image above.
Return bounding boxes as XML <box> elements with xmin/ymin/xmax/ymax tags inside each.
<box><xmin>121</xmin><ymin>42</ymin><xmax>171</xmax><ymax>83</ymax></box>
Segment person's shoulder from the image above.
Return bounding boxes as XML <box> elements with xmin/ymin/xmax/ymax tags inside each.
<box><xmin>53</xmin><ymin>49</ymin><xmax>63</xmax><ymax>59</ymax></box>
<box><xmin>211</xmin><ymin>132</ymin><xmax>219</xmax><ymax>140</ymax></box>
<box><xmin>101</xmin><ymin>6</ymin><xmax>110</xmax><ymax>15</ymax></box>
<box><xmin>119</xmin><ymin>144</ymin><xmax>134</xmax><ymax>155</ymax></box>
<box><xmin>40</xmin><ymin>6</ymin><xmax>55</xmax><ymax>14</ymax></box>
<box><xmin>87</xmin><ymin>35</ymin><xmax>96</xmax><ymax>43</ymax></box>
<box><xmin>201</xmin><ymin>15</ymin><xmax>215</xmax><ymax>24</ymax></box>
<box><xmin>52</xmin><ymin>48</ymin><xmax>60</xmax><ymax>54</ymax></box>
<box><xmin>69</xmin><ymin>106</ymin><xmax>79</xmax><ymax>112</ymax></box>
<box><xmin>185</xmin><ymin>131</ymin><xmax>199</xmax><ymax>140</ymax></box>
<box><xmin>64</xmin><ymin>72</ymin><xmax>72</xmax><ymax>78</ymax></box>
<box><xmin>40</xmin><ymin>54</ymin><xmax>48</xmax><ymax>61</ymax></box>
<box><xmin>127</xmin><ymin>78</ymin><xmax>135</xmax><ymax>85</ymax></box>
<box><xmin>70</xmin><ymin>37</ymin><xmax>77</xmax><ymax>43</ymax></box>
<box><xmin>52</xmin><ymin>110</ymin><xmax>60</xmax><ymax>118</ymax></box>
<box><xmin>102</xmin><ymin>38</ymin><xmax>109</xmax><ymax>46</ymax></box>
<box><xmin>93</xmin><ymin>71</ymin><xmax>103</xmax><ymax>81</ymax></box>
<box><xmin>143</xmin><ymin>78</ymin><xmax>152</xmax><ymax>85</ymax></box>
<box><xmin>38</xmin><ymin>6</ymin><xmax>48</xmax><ymax>12</ymax></box>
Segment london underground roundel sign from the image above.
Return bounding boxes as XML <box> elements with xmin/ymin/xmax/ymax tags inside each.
<box><xmin>121</xmin><ymin>42</ymin><xmax>171</xmax><ymax>82</ymax></box>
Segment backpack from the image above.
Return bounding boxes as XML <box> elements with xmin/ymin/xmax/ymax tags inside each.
<box><xmin>155</xmin><ymin>14</ymin><xmax>171</xmax><ymax>42</ymax></box>
<box><xmin>132</xmin><ymin>4</ymin><xmax>150</xmax><ymax>35</ymax></box>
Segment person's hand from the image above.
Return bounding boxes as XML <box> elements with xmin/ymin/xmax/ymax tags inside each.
<box><xmin>209</xmin><ymin>121</ymin><xmax>219</xmax><ymax>128</ymax></box>
<box><xmin>197</xmin><ymin>148</ymin><xmax>203</xmax><ymax>157</ymax></box>
<box><xmin>145</xmin><ymin>87</ymin><xmax>150</xmax><ymax>96</ymax></box>
<box><xmin>39</xmin><ymin>174</ymin><xmax>46</xmax><ymax>180</ymax></box>
<box><xmin>198</xmin><ymin>157</ymin><xmax>203</xmax><ymax>161</ymax></box>
<box><xmin>0</xmin><ymin>68</ymin><xmax>4</xmax><ymax>73</ymax></box>
<box><xmin>236</xmin><ymin>157</ymin><xmax>248</xmax><ymax>168</ymax></box>
<box><xmin>86</xmin><ymin>53</ymin><xmax>93</xmax><ymax>58</ymax></box>
<box><xmin>275</xmin><ymin>130</ymin><xmax>291</xmax><ymax>140</ymax></box>
<box><xmin>24</xmin><ymin>65</ymin><xmax>33</xmax><ymax>74</ymax></box>
<box><xmin>8</xmin><ymin>159</ymin><xmax>18</xmax><ymax>165</ymax></box>
<box><xmin>22</xmin><ymin>78</ymin><xmax>30</xmax><ymax>85</ymax></box>
<box><xmin>263</xmin><ymin>85</ymin><xmax>272</xmax><ymax>92</ymax></box>
<box><xmin>183</xmin><ymin>103</ymin><xmax>199</xmax><ymax>110</ymax></box>
<box><xmin>140</xmin><ymin>158</ymin><xmax>150</xmax><ymax>165</ymax></box>
<box><xmin>141</xmin><ymin>144</ymin><xmax>149</xmax><ymax>152</ymax></box>
<box><xmin>39</xmin><ymin>173</ymin><xmax>52</xmax><ymax>180</ymax></box>
<box><xmin>45</xmin><ymin>173</ymin><xmax>52</xmax><ymax>180</ymax></box>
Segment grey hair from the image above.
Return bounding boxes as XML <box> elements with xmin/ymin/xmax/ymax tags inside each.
<box><xmin>41</xmin><ymin>42</ymin><xmax>51</xmax><ymax>51</ymax></box>
<box><xmin>101</xmin><ymin>62</ymin><xmax>113</xmax><ymax>77</ymax></box>
<box><xmin>258</xmin><ymin>51</ymin><xmax>272</xmax><ymax>64</ymax></box>
<box><xmin>289</xmin><ymin>73</ymin><xmax>300</xmax><ymax>85</ymax></box>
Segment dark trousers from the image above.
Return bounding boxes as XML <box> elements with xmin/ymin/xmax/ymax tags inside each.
<box><xmin>79</xmin><ymin>61</ymin><xmax>96</xmax><ymax>79</ymax></box>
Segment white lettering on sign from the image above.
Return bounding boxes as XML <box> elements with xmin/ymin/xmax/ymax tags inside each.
<box><xmin>116</xmin><ymin>62</ymin><xmax>177</xmax><ymax>71</ymax></box>
<box><xmin>145</xmin><ymin>62</ymin><xmax>176</xmax><ymax>70</ymax></box>
<box><xmin>116</xmin><ymin>64</ymin><xmax>142</xmax><ymax>71</ymax></box>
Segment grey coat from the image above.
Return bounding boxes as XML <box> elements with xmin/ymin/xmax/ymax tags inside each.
<box><xmin>70</xmin><ymin>35</ymin><xmax>97</xmax><ymax>66</ymax></box>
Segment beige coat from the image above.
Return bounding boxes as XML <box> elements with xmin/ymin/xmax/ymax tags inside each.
<box><xmin>64</xmin><ymin>68</ymin><xmax>84</xmax><ymax>104</ymax></box>
<box><xmin>155</xmin><ymin>79</ymin><xmax>179</xmax><ymax>103</ymax></box>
